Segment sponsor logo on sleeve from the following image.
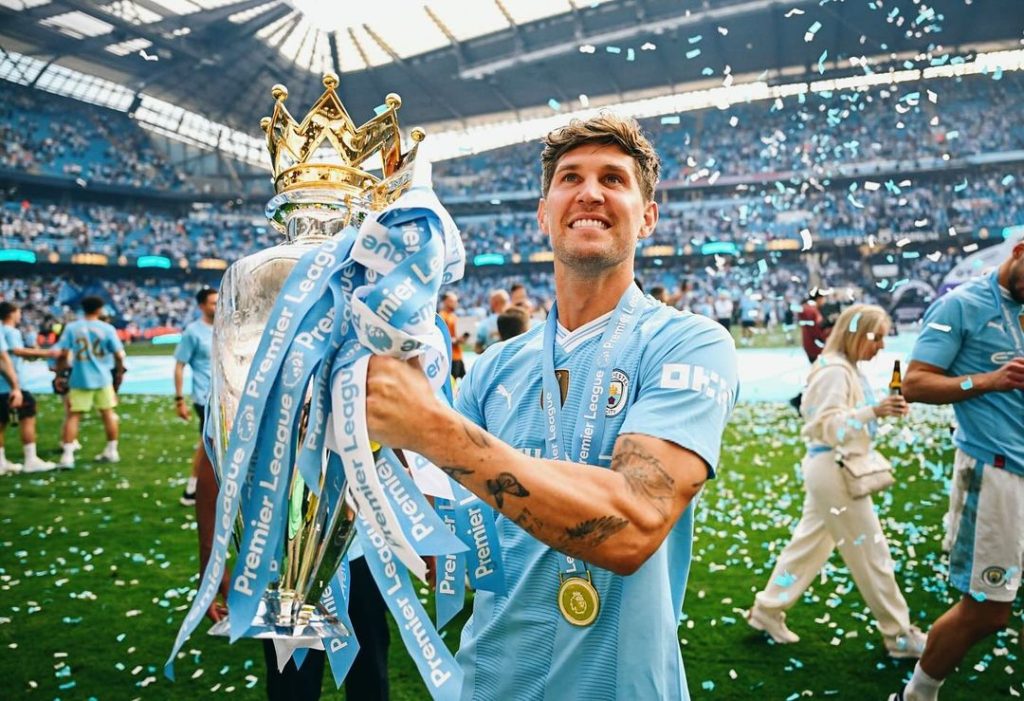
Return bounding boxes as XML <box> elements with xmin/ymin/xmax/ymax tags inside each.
<box><xmin>659</xmin><ymin>363</ymin><xmax>733</xmax><ymax>405</ymax></box>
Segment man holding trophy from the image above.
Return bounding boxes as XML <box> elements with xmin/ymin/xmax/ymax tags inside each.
<box><xmin>169</xmin><ymin>71</ymin><xmax>469</xmax><ymax>700</ymax></box>
<box><xmin>366</xmin><ymin>114</ymin><xmax>738</xmax><ymax>699</ymax></box>
<box><xmin>169</xmin><ymin>67</ymin><xmax>736</xmax><ymax>700</ymax></box>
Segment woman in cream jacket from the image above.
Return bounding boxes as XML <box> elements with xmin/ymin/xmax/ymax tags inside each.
<box><xmin>746</xmin><ymin>304</ymin><xmax>927</xmax><ymax>658</ymax></box>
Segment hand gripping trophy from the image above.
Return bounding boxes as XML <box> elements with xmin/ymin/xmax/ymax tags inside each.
<box><xmin>167</xmin><ymin>73</ymin><xmax>469</xmax><ymax>696</ymax></box>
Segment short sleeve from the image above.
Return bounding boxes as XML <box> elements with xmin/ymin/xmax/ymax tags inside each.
<box><xmin>911</xmin><ymin>295</ymin><xmax>966</xmax><ymax>370</ymax></box>
<box><xmin>108</xmin><ymin>326</ymin><xmax>125</xmax><ymax>354</ymax></box>
<box><xmin>174</xmin><ymin>328</ymin><xmax>196</xmax><ymax>364</ymax></box>
<box><xmin>0</xmin><ymin>334</ymin><xmax>7</xmax><ymax>352</ymax></box>
<box><xmin>454</xmin><ymin>355</ymin><xmax>485</xmax><ymax>429</ymax></box>
<box><xmin>9</xmin><ymin>331</ymin><xmax>24</xmax><ymax>352</ymax></box>
<box><xmin>620</xmin><ymin>319</ymin><xmax>739</xmax><ymax>477</ymax></box>
<box><xmin>55</xmin><ymin>328</ymin><xmax>71</xmax><ymax>350</ymax></box>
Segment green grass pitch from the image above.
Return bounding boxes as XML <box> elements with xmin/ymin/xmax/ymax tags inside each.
<box><xmin>0</xmin><ymin>396</ymin><xmax>1020</xmax><ymax>699</ymax></box>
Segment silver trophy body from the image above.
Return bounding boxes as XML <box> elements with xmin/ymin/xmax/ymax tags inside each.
<box><xmin>207</xmin><ymin>207</ymin><xmax>358</xmax><ymax>640</ymax></box>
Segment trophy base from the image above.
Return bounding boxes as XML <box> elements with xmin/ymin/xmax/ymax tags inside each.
<box><xmin>208</xmin><ymin>593</ymin><xmax>349</xmax><ymax>641</ymax></box>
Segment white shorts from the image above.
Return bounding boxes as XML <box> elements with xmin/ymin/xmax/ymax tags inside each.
<box><xmin>947</xmin><ymin>449</ymin><xmax>1024</xmax><ymax>602</ymax></box>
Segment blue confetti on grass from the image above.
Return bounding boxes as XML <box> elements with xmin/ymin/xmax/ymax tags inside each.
<box><xmin>686</xmin><ymin>48</ymin><xmax>702</xmax><ymax>59</ymax></box>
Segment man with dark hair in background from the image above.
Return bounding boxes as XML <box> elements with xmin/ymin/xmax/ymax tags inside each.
<box><xmin>0</xmin><ymin>301</ymin><xmax>60</xmax><ymax>473</ymax></box>
<box><xmin>497</xmin><ymin>305</ymin><xmax>530</xmax><ymax>341</ymax></box>
<box><xmin>173</xmin><ymin>288</ymin><xmax>217</xmax><ymax>506</ymax></box>
<box><xmin>55</xmin><ymin>296</ymin><xmax>126</xmax><ymax>468</ymax></box>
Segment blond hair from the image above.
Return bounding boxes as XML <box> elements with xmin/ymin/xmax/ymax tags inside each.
<box><xmin>821</xmin><ymin>304</ymin><xmax>891</xmax><ymax>361</ymax></box>
<box><xmin>540</xmin><ymin>113</ymin><xmax>660</xmax><ymax>201</ymax></box>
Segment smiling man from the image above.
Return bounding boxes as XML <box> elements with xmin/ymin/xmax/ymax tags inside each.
<box><xmin>366</xmin><ymin>113</ymin><xmax>738</xmax><ymax>700</ymax></box>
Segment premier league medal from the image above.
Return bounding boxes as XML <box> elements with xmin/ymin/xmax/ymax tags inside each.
<box><xmin>558</xmin><ymin>571</ymin><xmax>600</xmax><ymax>626</ymax></box>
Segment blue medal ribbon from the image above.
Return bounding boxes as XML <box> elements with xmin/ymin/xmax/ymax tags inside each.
<box><xmin>540</xmin><ymin>285</ymin><xmax>644</xmax><ymax>589</ymax></box>
<box><xmin>990</xmin><ymin>271</ymin><xmax>1024</xmax><ymax>357</ymax></box>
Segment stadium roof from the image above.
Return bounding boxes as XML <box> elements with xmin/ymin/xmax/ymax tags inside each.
<box><xmin>1</xmin><ymin>0</ymin><xmax>1022</xmax><ymax>158</ymax></box>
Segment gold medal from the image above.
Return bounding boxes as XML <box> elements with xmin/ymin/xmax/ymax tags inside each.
<box><xmin>557</xmin><ymin>573</ymin><xmax>600</xmax><ymax>626</ymax></box>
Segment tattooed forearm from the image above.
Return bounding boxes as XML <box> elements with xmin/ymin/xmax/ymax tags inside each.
<box><xmin>462</xmin><ymin>421</ymin><xmax>491</xmax><ymax>449</ymax></box>
<box><xmin>557</xmin><ymin>515</ymin><xmax>629</xmax><ymax>552</ymax></box>
<box><xmin>486</xmin><ymin>471</ymin><xmax>530</xmax><ymax>508</ymax></box>
<box><xmin>440</xmin><ymin>465</ymin><xmax>474</xmax><ymax>482</ymax></box>
<box><xmin>611</xmin><ymin>438</ymin><xmax>680</xmax><ymax>516</ymax></box>
<box><xmin>512</xmin><ymin>508</ymin><xmax>627</xmax><ymax>559</ymax></box>
<box><xmin>512</xmin><ymin>507</ymin><xmax>543</xmax><ymax>537</ymax></box>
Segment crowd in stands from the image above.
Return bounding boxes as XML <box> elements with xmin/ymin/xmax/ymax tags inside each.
<box><xmin>2</xmin><ymin>166</ymin><xmax>1018</xmax><ymax>264</ymax></box>
<box><xmin>455</xmin><ymin>165</ymin><xmax>1023</xmax><ymax>259</ymax></box>
<box><xmin>0</xmin><ymin>84</ymin><xmax>190</xmax><ymax>191</ymax></box>
<box><xmin>0</xmin><ymin>70</ymin><xmax>1017</xmax><ymax>346</ymax></box>
<box><xmin>434</xmin><ymin>73</ymin><xmax>1024</xmax><ymax>197</ymax></box>
<box><xmin>0</xmin><ymin>276</ymin><xmax>206</xmax><ymax>345</ymax></box>
<box><xmin>0</xmin><ymin>198</ymin><xmax>276</xmax><ymax>260</ymax></box>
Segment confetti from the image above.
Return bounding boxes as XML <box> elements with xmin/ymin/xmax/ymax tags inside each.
<box><xmin>804</xmin><ymin>20</ymin><xmax>822</xmax><ymax>42</ymax></box>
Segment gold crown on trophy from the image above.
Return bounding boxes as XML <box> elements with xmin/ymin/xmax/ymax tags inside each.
<box><xmin>260</xmin><ymin>72</ymin><xmax>424</xmax><ymax>211</ymax></box>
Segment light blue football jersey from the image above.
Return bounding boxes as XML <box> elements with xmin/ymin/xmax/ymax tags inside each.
<box><xmin>0</xmin><ymin>331</ymin><xmax>9</xmax><ymax>393</ymax></box>
<box><xmin>911</xmin><ymin>271</ymin><xmax>1024</xmax><ymax>475</ymax></box>
<box><xmin>0</xmin><ymin>325</ymin><xmax>25</xmax><ymax>393</ymax></box>
<box><xmin>454</xmin><ymin>292</ymin><xmax>738</xmax><ymax>701</ymax></box>
<box><xmin>57</xmin><ymin>319</ymin><xmax>124</xmax><ymax>390</ymax></box>
<box><xmin>174</xmin><ymin>320</ymin><xmax>213</xmax><ymax>405</ymax></box>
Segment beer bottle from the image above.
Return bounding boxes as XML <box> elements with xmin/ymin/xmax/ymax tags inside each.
<box><xmin>889</xmin><ymin>359</ymin><xmax>902</xmax><ymax>396</ymax></box>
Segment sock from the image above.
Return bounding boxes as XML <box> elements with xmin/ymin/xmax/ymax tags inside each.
<box><xmin>0</xmin><ymin>447</ymin><xmax>5</xmax><ymax>462</ymax></box>
<box><xmin>63</xmin><ymin>442</ymin><xmax>76</xmax><ymax>452</ymax></box>
<box><xmin>62</xmin><ymin>443</ymin><xmax>75</xmax><ymax>460</ymax></box>
<box><xmin>106</xmin><ymin>440</ymin><xmax>118</xmax><ymax>453</ymax></box>
<box><xmin>24</xmin><ymin>443</ymin><xmax>37</xmax><ymax>462</ymax></box>
<box><xmin>904</xmin><ymin>662</ymin><xmax>943</xmax><ymax>701</ymax></box>
<box><xmin>186</xmin><ymin>476</ymin><xmax>198</xmax><ymax>494</ymax></box>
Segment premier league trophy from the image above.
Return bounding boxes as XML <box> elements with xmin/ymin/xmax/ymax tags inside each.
<box><xmin>205</xmin><ymin>73</ymin><xmax>422</xmax><ymax>640</ymax></box>
<box><xmin>167</xmin><ymin>71</ymin><xmax>472</xmax><ymax>696</ymax></box>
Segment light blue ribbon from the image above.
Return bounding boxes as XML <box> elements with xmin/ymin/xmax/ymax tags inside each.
<box><xmin>357</xmin><ymin>516</ymin><xmax>463</xmax><ymax>700</ymax></box>
<box><xmin>168</xmin><ymin>180</ymin><xmax>472</xmax><ymax>695</ymax></box>
<box><xmin>321</xmin><ymin>560</ymin><xmax>360</xmax><ymax>687</ymax></box>
<box><xmin>541</xmin><ymin>285</ymin><xmax>643</xmax><ymax>590</ymax></box>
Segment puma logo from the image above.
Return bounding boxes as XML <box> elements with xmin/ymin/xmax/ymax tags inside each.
<box><xmin>497</xmin><ymin>384</ymin><xmax>513</xmax><ymax>409</ymax></box>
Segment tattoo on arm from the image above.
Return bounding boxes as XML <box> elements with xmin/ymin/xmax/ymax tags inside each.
<box><xmin>557</xmin><ymin>515</ymin><xmax>629</xmax><ymax>552</ymax></box>
<box><xmin>611</xmin><ymin>437</ymin><xmax>683</xmax><ymax>517</ymax></box>
<box><xmin>512</xmin><ymin>508</ymin><xmax>627</xmax><ymax>557</ymax></box>
<box><xmin>512</xmin><ymin>507</ymin><xmax>542</xmax><ymax>537</ymax></box>
<box><xmin>486</xmin><ymin>471</ymin><xmax>530</xmax><ymax>508</ymax></box>
<box><xmin>440</xmin><ymin>465</ymin><xmax>474</xmax><ymax>482</ymax></box>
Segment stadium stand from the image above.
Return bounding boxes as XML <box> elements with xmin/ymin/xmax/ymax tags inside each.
<box><xmin>0</xmin><ymin>72</ymin><xmax>1020</xmax><ymax>339</ymax></box>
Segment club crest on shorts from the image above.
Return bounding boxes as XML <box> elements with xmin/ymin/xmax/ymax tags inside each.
<box><xmin>981</xmin><ymin>566</ymin><xmax>1007</xmax><ymax>587</ymax></box>
<box><xmin>605</xmin><ymin>369</ymin><xmax>629</xmax><ymax>417</ymax></box>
